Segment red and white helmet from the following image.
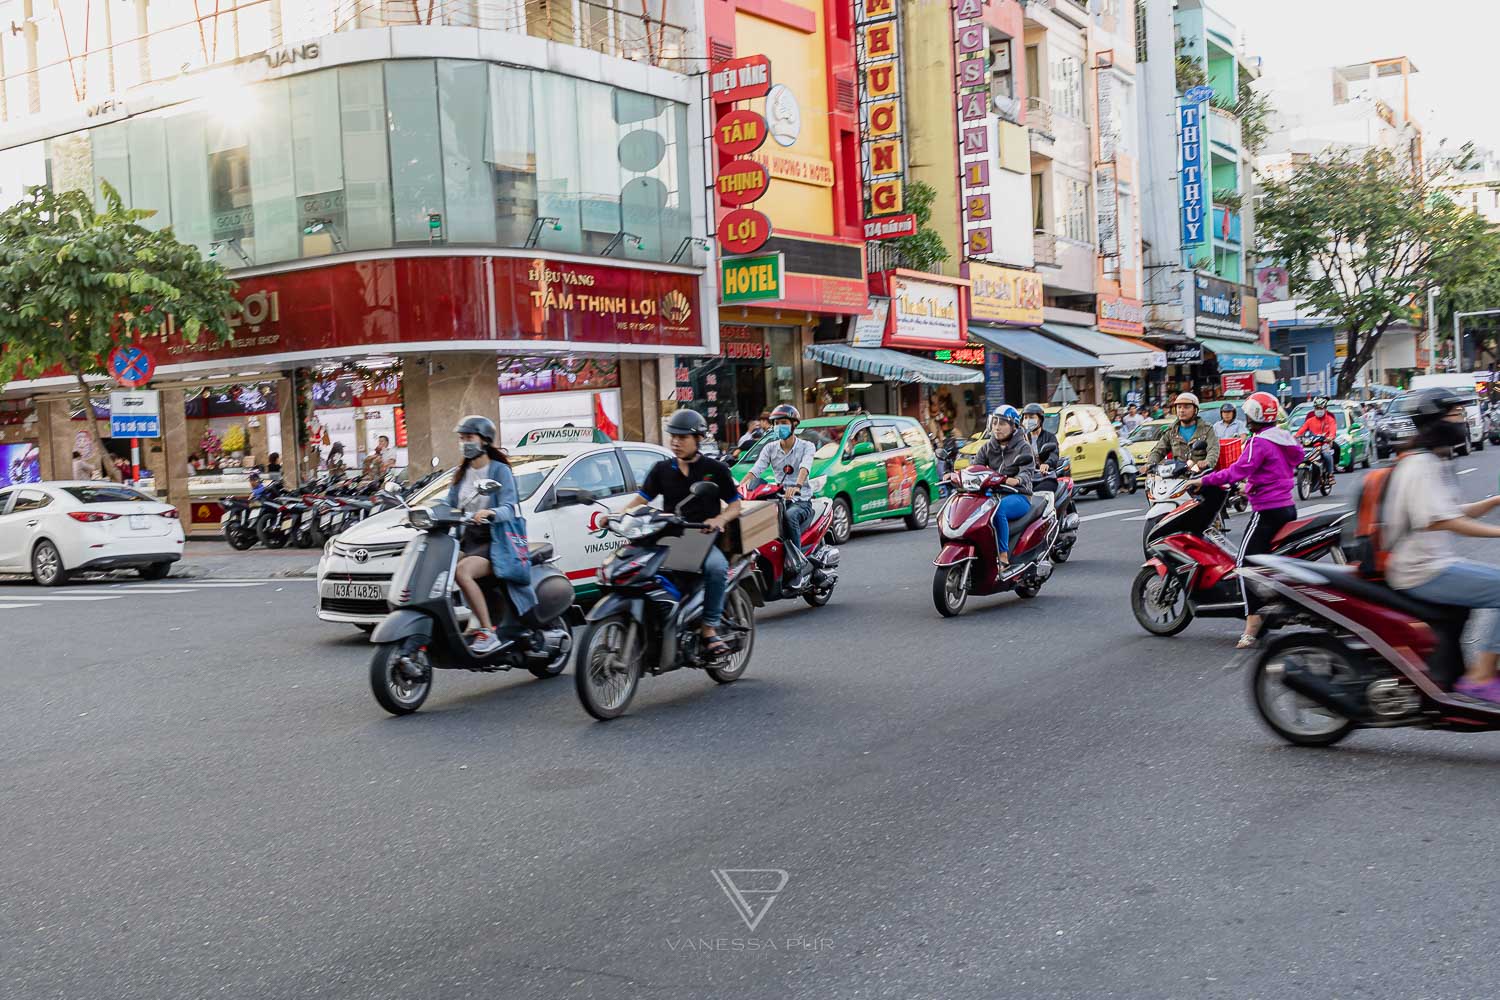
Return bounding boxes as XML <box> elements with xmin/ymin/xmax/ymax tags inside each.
<box><xmin>1241</xmin><ymin>391</ymin><xmax>1280</xmax><ymax>425</ymax></box>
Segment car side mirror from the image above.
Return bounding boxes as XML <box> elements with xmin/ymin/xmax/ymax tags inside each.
<box><xmin>554</xmin><ymin>487</ymin><xmax>596</xmax><ymax>508</ymax></box>
<box><xmin>476</xmin><ymin>479</ymin><xmax>501</xmax><ymax>496</ymax></box>
<box><xmin>851</xmin><ymin>441</ymin><xmax>875</xmax><ymax>458</ymax></box>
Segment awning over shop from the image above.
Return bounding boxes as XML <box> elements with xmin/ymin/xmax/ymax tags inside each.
<box><xmin>1197</xmin><ymin>337</ymin><xmax>1283</xmax><ymax>372</ymax></box>
<box><xmin>1040</xmin><ymin>323</ymin><xmax>1165</xmax><ymax>374</ymax></box>
<box><xmin>805</xmin><ymin>344</ymin><xmax>983</xmax><ymax>384</ymax></box>
<box><xmin>968</xmin><ymin>325</ymin><xmax>1109</xmax><ymax>370</ymax></box>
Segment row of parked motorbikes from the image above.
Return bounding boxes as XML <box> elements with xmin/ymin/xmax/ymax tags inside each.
<box><xmin>222</xmin><ymin>467</ymin><xmax>447</xmax><ymax>551</ymax></box>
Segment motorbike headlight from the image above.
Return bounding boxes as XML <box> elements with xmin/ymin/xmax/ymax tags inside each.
<box><xmin>807</xmin><ymin>475</ymin><xmax>827</xmax><ymax>494</ymax></box>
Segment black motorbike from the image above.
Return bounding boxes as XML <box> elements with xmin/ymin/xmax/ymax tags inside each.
<box><xmin>367</xmin><ymin>490</ymin><xmax>575</xmax><ymax>715</ymax></box>
<box><xmin>575</xmin><ymin>482</ymin><xmax>761</xmax><ymax>720</ymax></box>
<box><xmin>1295</xmin><ymin>433</ymin><xmax>1333</xmax><ymax>500</ymax></box>
<box><xmin>221</xmin><ymin>494</ymin><xmax>259</xmax><ymax>550</ymax></box>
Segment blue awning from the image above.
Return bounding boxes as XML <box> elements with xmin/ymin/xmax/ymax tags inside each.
<box><xmin>969</xmin><ymin>325</ymin><xmax>1110</xmax><ymax>370</ymax></box>
<box><xmin>1198</xmin><ymin>336</ymin><xmax>1283</xmax><ymax>372</ymax></box>
<box><xmin>805</xmin><ymin>344</ymin><xmax>983</xmax><ymax>384</ymax></box>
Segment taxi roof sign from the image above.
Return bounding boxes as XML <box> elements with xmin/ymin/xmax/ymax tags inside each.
<box><xmin>516</xmin><ymin>426</ymin><xmax>611</xmax><ymax>447</ymax></box>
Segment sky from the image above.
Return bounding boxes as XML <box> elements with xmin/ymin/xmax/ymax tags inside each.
<box><xmin>1217</xmin><ymin>0</ymin><xmax>1500</xmax><ymax>155</ymax></box>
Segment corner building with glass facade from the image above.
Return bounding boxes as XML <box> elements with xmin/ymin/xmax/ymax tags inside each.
<box><xmin>0</xmin><ymin>2</ymin><xmax>713</xmax><ymax>532</ymax></box>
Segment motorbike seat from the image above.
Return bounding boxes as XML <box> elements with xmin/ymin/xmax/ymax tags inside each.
<box><xmin>527</xmin><ymin>542</ymin><xmax>555</xmax><ymax>565</ymax></box>
<box><xmin>1269</xmin><ymin>510</ymin><xmax>1349</xmax><ymax>548</ymax></box>
<box><xmin>1313</xmin><ymin>566</ymin><xmax>1466</xmax><ymax>622</ymax></box>
<box><xmin>1006</xmin><ymin>495</ymin><xmax>1048</xmax><ymax>533</ymax></box>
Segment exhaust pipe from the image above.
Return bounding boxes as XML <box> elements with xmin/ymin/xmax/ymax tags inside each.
<box><xmin>1279</xmin><ymin>666</ymin><xmax>1365</xmax><ymax>719</ymax></box>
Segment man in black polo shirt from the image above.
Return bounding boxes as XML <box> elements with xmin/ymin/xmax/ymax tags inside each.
<box><xmin>622</xmin><ymin>408</ymin><xmax>742</xmax><ymax>656</ymax></box>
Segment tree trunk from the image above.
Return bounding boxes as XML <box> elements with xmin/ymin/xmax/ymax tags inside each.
<box><xmin>71</xmin><ymin>368</ymin><xmax>123</xmax><ymax>483</ymax></box>
<box><xmin>1337</xmin><ymin>320</ymin><xmax>1391</xmax><ymax>398</ymax></box>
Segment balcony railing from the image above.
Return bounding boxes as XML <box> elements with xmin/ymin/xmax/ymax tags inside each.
<box><xmin>1208</xmin><ymin>105</ymin><xmax>1242</xmax><ymax>151</ymax></box>
<box><xmin>1033</xmin><ymin>231</ymin><xmax>1059</xmax><ymax>267</ymax></box>
<box><xmin>1027</xmin><ymin>97</ymin><xmax>1055</xmax><ymax>142</ymax></box>
<box><xmin>0</xmin><ymin>0</ymin><xmax>690</xmax><ymax>123</ymax></box>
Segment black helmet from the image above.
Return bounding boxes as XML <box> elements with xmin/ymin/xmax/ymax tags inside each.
<box><xmin>665</xmin><ymin>408</ymin><xmax>709</xmax><ymax>437</ymax></box>
<box><xmin>453</xmin><ymin>414</ymin><xmax>496</xmax><ymax>443</ymax></box>
<box><xmin>1409</xmin><ymin>387</ymin><xmax>1469</xmax><ymax>430</ymax></box>
<box><xmin>768</xmin><ymin>403</ymin><xmax>801</xmax><ymax>425</ymax></box>
<box><xmin>1021</xmin><ymin>403</ymin><xmax>1046</xmax><ymax>417</ymax></box>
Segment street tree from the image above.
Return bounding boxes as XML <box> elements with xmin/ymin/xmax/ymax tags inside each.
<box><xmin>0</xmin><ymin>183</ymin><xmax>239</xmax><ymax>480</ymax></box>
<box><xmin>1256</xmin><ymin>147</ymin><xmax>1500</xmax><ymax>397</ymax></box>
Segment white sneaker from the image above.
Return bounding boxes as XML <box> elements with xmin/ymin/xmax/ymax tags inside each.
<box><xmin>470</xmin><ymin>628</ymin><xmax>501</xmax><ymax>654</ymax></box>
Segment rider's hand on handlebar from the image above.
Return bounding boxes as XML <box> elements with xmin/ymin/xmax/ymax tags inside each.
<box><xmin>473</xmin><ymin>508</ymin><xmax>495</xmax><ymax>523</ymax></box>
<box><xmin>702</xmin><ymin>514</ymin><xmax>730</xmax><ymax>534</ymax></box>
<box><xmin>1184</xmin><ymin>478</ymin><xmax>1204</xmax><ymax>493</ymax></box>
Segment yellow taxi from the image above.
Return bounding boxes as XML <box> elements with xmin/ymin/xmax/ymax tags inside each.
<box><xmin>955</xmin><ymin>403</ymin><xmax>1126</xmax><ymax>498</ymax></box>
<box><xmin>1122</xmin><ymin>418</ymin><xmax>1172</xmax><ymax>467</ymax></box>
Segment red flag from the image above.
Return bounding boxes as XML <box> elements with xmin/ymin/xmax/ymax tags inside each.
<box><xmin>594</xmin><ymin>393</ymin><xmax>619</xmax><ymax>440</ymax></box>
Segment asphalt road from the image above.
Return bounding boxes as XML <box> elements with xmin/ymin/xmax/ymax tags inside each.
<box><xmin>6</xmin><ymin>446</ymin><xmax>1500</xmax><ymax>1000</ymax></box>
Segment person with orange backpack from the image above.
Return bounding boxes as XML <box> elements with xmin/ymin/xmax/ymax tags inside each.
<box><xmin>1188</xmin><ymin>391</ymin><xmax>1304</xmax><ymax>648</ymax></box>
<box><xmin>1379</xmin><ymin>387</ymin><xmax>1500</xmax><ymax>702</ymax></box>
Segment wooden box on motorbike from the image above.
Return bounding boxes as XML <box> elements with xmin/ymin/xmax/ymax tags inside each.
<box><xmin>722</xmin><ymin>499</ymin><xmax>780</xmax><ymax>556</ymax></box>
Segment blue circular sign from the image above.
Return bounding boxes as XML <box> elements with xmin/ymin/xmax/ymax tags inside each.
<box><xmin>109</xmin><ymin>345</ymin><xmax>155</xmax><ymax>387</ymax></box>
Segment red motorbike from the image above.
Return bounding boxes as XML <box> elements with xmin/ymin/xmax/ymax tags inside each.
<box><xmin>932</xmin><ymin>466</ymin><xmax>1058</xmax><ymax>617</ymax></box>
<box><xmin>1237</xmin><ymin>553</ymin><xmax>1498</xmax><ymax>747</ymax></box>
<box><xmin>1131</xmin><ymin>484</ymin><xmax>1350</xmax><ymax>636</ymax></box>
<box><xmin>739</xmin><ymin>481</ymin><xmax>840</xmax><ymax>607</ymax></box>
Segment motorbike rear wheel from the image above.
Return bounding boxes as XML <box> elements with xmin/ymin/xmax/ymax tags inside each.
<box><xmin>575</xmin><ymin>614</ymin><xmax>642</xmax><ymax>720</ymax></box>
<box><xmin>528</xmin><ymin>628</ymin><xmax>572</xmax><ymax>679</ymax></box>
<box><xmin>1250</xmin><ymin>633</ymin><xmax>1358</xmax><ymax>747</ymax></box>
<box><xmin>932</xmin><ymin>563</ymin><xmax>970</xmax><ymax>617</ymax></box>
<box><xmin>1130</xmin><ymin>565</ymin><xmax>1193</xmax><ymax>636</ymax></box>
<box><xmin>707</xmin><ymin>586</ymin><xmax>756</xmax><ymax>684</ymax></box>
<box><xmin>369</xmin><ymin>642</ymin><xmax>431</xmax><ymax>716</ymax></box>
<box><xmin>226</xmin><ymin>524</ymin><xmax>257</xmax><ymax>550</ymax></box>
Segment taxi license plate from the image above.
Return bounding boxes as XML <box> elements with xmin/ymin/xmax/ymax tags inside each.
<box><xmin>129</xmin><ymin>514</ymin><xmax>149</xmax><ymax>530</ymax></box>
<box><xmin>331</xmin><ymin>582</ymin><xmax>382</xmax><ymax>600</ymax></box>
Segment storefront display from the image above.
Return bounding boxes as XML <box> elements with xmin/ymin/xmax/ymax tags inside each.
<box><xmin>497</xmin><ymin>355</ymin><xmax>622</xmax><ymax>445</ymax></box>
<box><xmin>674</xmin><ymin>326</ymin><xmax>799</xmax><ymax>449</ymax></box>
<box><xmin>0</xmin><ymin>441</ymin><xmax>41</xmax><ymax>487</ymax></box>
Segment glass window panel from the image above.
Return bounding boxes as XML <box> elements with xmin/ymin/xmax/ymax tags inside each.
<box><xmin>247</xmin><ymin>79</ymin><xmax>297</xmax><ymax>265</ymax></box>
<box><xmin>532</xmin><ymin>73</ymin><xmax>583</xmax><ymax>253</ymax></box>
<box><xmin>576</xmin><ymin>81</ymin><xmax>624</xmax><ymax>253</ymax></box>
<box><xmin>165</xmin><ymin>110</ymin><xmax>212</xmax><ymax>254</ymax></box>
<box><xmin>206</xmin><ymin>116</ymin><xmax>254</xmax><ymax>253</ymax></box>
<box><xmin>437</xmin><ymin>60</ymin><xmax>496</xmax><ymax>244</ymax></box>
<box><xmin>488</xmin><ymin>64</ymin><xmax>537</xmax><ymax>248</ymax></box>
<box><xmin>339</xmin><ymin>64</ymin><xmax>393</xmax><ymax>252</ymax></box>
<box><xmin>290</xmin><ymin>70</ymin><xmax>346</xmax><ymax>257</ymax></box>
<box><xmin>384</xmin><ymin>61</ymin><xmax>446</xmax><ymax>245</ymax></box>
<box><xmin>0</xmin><ymin>142</ymin><xmax>48</xmax><ymax>209</ymax></box>
<box><xmin>127</xmin><ymin>118</ymin><xmax>171</xmax><ymax>230</ymax></box>
<box><xmin>90</xmin><ymin>123</ymin><xmax>131</xmax><ymax>208</ymax></box>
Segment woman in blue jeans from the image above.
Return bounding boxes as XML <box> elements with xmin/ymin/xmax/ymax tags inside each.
<box><xmin>949</xmin><ymin>405</ymin><xmax>1034</xmax><ymax>564</ymax></box>
<box><xmin>1384</xmin><ymin>388</ymin><xmax>1500</xmax><ymax>702</ymax></box>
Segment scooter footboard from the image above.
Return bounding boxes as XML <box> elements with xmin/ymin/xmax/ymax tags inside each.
<box><xmin>934</xmin><ymin>543</ymin><xmax>975</xmax><ymax>567</ymax></box>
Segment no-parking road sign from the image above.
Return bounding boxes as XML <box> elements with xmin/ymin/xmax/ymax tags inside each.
<box><xmin>109</xmin><ymin>345</ymin><xmax>155</xmax><ymax>387</ymax></box>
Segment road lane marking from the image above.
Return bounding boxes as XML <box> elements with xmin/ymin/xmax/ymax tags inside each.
<box><xmin>1079</xmin><ymin>509</ymin><xmax>1137</xmax><ymax>523</ymax></box>
<box><xmin>0</xmin><ymin>603</ymin><xmax>40</xmax><ymax>609</ymax></box>
<box><xmin>0</xmin><ymin>594</ymin><xmax>123</xmax><ymax>601</ymax></box>
<box><xmin>1458</xmin><ymin>468</ymin><xmax>1477</xmax><ymax>476</ymax></box>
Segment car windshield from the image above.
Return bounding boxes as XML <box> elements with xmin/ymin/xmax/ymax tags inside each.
<box><xmin>63</xmin><ymin>486</ymin><xmax>153</xmax><ymax>503</ymax></box>
<box><xmin>410</xmin><ymin>453</ymin><xmax>568</xmax><ymax>506</ymax></box>
<box><xmin>739</xmin><ymin>427</ymin><xmax>842</xmax><ymax>465</ymax></box>
<box><xmin>1127</xmin><ymin>423</ymin><xmax>1163</xmax><ymax>443</ymax></box>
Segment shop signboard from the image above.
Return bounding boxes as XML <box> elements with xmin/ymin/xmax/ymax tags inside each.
<box><xmin>1179</xmin><ymin>94</ymin><xmax>1208</xmax><ymax>250</ymax></box>
<box><xmin>710</xmin><ymin>55</ymin><xmax>772</xmax><ymax>103</ymax></box>
<box><xmin>887</xmin><ymin>276</ymin><xmax>963</xmax><ymax>349</ymax></box>
<box><xmin>715</xmin><ymin>108</ymin><xmax>768</xmax><ymax>157</ymax></box>
<box><xmin>718</xmin><ymin>208</ymin><xmax>772</xmax><ymax>255</ymax></box>
<box><xmin>1095</xmin><ymin>163</ymin><xmax>1119</xmax><ymax>261</ymax></box>
<box><xmin>953</xmin><ymin>0</ymin><xmax>992</xmax><ymax>258</ymax></box>
<box><xmin>108</xmin><ymin>390</ymin><xmax>161</xmax><ymax>438</ymax></box>
<box><xmin>1220</xmin><ymin>372</ymin><xmax>1256</xmax><ymax>396</ymax></box>
<box><xmin>933</xmin><ymin>346</ymin><xmax>985</xmax><ymax>366</ymax></box>
<box><xmin>863</xmin><ymin>213</ymin><xmax>916</xmax><ymax>241</ymax></box>
<box><xmin>715</xmin><ymin>159</ymin><xmax>770</xmax><ymax>206</ymax></box>
<box><xmin>857</xmin><ymin>0</ymin><xmax>905</xmax><ymax>220</ymax></box>
<box><xmin>851</xmin><ymin>299</ymin><xmax>891</xmax><ymax>348</ymax></box>
<box><xmin>1096</xmin><ymin>294</ymin><xmax>1146</xmax><ymax>336</ymax></box>
<box><xmin>1166</xmin><ymin>344</ymin><xmax>1204</xmax><ymax>365</ymax></box>
<box><xmin>1193</xmin><ymin>273</ymin><xmax>1246</xmax><ymax>335</ymax></box>
<box><xmin>719</xmin><ymin>325</ymin><xmax>770</xmax><ymax>360</ymax></box>
<box><xmin>983</xmin><ymin>349</ymin><xmax>1007</xmax><ymax>412</ymax></box>
<box><xmin>968</xmin><ymin>263</ymin><xmax>1043</xmax><ymax>327</ymax></box>
<box><xmin>720</xmin><ymin>252</ymin><xmax>785</xmax><ymax>304</ymax></box>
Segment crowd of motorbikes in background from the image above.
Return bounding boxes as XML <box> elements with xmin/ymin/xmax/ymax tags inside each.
<box><xmin>221</xmin><ymin>466</ymin><xmax>447</xmax><ymax>551</ymax></box>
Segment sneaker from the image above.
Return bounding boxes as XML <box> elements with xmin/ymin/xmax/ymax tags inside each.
<box><xmin>470</xmin><ymin>628</ymin><xmax>502</xmax><ymax>655</ymax></box>
<box><xmin>1454</xmin><ymin>677</ymin><xmax>1500</xmax><ymax>703</ymax></box>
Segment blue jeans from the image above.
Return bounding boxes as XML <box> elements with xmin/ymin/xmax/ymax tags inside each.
<box><xmin>783</xmin><ymin>498</ymin><xmax>813</xmax><ymax>551</ymax></box>
<box><xmin>1405</xmin><ymin>561</ymin><xmax>1500</xmax><ymax>653</ymax></box>
<box><xmin>702</xmin><ymin>544</ymin><xmax>729</xmax><ymax>628</ymax></box>
<box><xmin>991</xmin><ymin>494</ymin><xmax>1033</xmax><ymax>553</ymax></box>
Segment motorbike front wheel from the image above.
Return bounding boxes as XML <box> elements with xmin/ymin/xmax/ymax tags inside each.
<box><xmin>369</xmin><ymin>641</ymin><xmax>432</xmax><ymax>716</ymax></box>
<box><xmin>932</xmin><ymin>563</ymin><xmax>970</xmax><ymax>617</ymax></box>
<box><xmin>1319</xmin><ymin>473</ymin><xmax>1333</xmax><ymax>497</ymax></box>
<box><xmin>1130</xmin><ymin>565</ymin><xmax>1193</xmax><ymax>636</ymax></box>
<box><xmin>225</xmin><ymin>524</ymin><xmax>257</xmax><ymax>550</ymax></box>
<box><xmin>1296</xmin><ymin>469</ymin><xmax>1312</xmax><ymax>501</ymax></box>
<box><xmin>575</xmin><ymin>614</ymin><xmax>643</xmax><ymax>720</ymax></box>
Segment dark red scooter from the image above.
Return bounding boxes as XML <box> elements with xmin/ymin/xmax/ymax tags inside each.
<box><xmin>1236</xmin><ymin>553</ymin><xmax>1500</xmax><ymax>747</ymax></box>
<box><xmin>1131</xmin><ymin>484</ymin><xmax>1350</xmax><ymax>636</ymax></box>
<box><xmin>932</xmin><ymin>466</ymin><xmax>1058</xmax><ymax>616</ymax></box>
<box><xmin>739</xmin><ymin>481</ymin><xmax>840</xmax><ymax>607</ymax></box>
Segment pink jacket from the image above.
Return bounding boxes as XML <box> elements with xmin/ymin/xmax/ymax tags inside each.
<box><xmin>1201</xmin><ymin>427</ymin><xmax>1303</xmax><ymax>511</ymax></box>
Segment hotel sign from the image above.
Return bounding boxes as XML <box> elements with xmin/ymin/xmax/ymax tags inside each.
<box><xmin>953</xmin><ymin>0</ymin><xmax>993</xmax><ymax>257</ymax></box>
<box><xmin>856</xmin><ymin>0</ymin><xmax>906</xmax><ymax>221</ymax></box>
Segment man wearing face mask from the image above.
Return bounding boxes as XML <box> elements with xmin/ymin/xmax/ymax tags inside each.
<box><xmin>741</xmin><ymin>404</ymin><xmax>816</xmax><ymax>587</ymax></box>
<box><xmin>1020</xmin><ymin>403</ymin><xmax>1059</xmax><ymax>481</ymax></box>
<box><xmin>1296</xmin><ymin>396</ymin><xmax>1339</xmax><ymax>489</ymax></box>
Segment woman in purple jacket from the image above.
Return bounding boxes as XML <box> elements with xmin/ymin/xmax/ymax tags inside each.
<box><xmin>1191</xmin><ymin>391</ymin><xmax>1304</xmax><ymax>648</ymax></box>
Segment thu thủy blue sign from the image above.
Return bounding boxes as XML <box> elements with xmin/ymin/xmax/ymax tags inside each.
<box><xmin>1179</xmin><ymin>99</ymin><xmax>1206</xmax><ymax>250</ymax></box>
<box><xmin>109</xmin><ymin>390</ymin><xmax>161</xmax><ymax>438</ymax></box>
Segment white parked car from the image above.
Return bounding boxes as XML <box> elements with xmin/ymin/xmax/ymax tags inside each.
<box><xmin>0</xmin><ymin>481</ymin><xmax>185</xmax><ymax>585</ymax></box>
<box><xmin>317</xmin><ymin>442</ymin><xmax>672</xmax><ymax>628</ymax></box>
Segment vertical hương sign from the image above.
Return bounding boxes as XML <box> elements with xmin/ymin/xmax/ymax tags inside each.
<box><xmin>857</xmin><ymin>0</ymin><xmax>905</xmax><ymax>221</ymax></box>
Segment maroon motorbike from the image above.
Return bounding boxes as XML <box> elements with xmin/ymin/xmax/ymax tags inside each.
<box><xmin>1236</xmin><ymin>553</ymin><xmax>1500</xmax><ymax>747</ymax></box>
<box><xmin>932</xmin><ymin>466</ymin><xmax>1058</xmax><ymax>617</ymax></box>
<box><xmin>739</xmin><ymin>480</ymin><xmax>840</xmax><ymax>607</ymax></box>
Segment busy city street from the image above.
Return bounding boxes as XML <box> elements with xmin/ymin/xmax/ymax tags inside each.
<box><xmin>6</xmin><ymin>446</ymin><xmax>1500</xmax><ymax>999</ymax></box>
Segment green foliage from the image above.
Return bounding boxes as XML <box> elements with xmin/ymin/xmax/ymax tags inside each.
<box><xmin>1257</xmin><ymin>148</ymin><xmax>1500</xmax><ymax>395</ymax></box>
<box><xmin>889</xmin><ymin>180</ymin><xmax>951</xmax><ymax>273</ymax></box>
<box><xmin>1174</xmin><ymin>38</ymin><xmax>1206</xmax><ymax>94</ymax></box>
<box><xmin>0</xmin><ymin>183</ymin><xmax>240</xmax><ymax>476</ymax></box>
<box><xmin>1213</xmin><ymin>189</ymin><xmax>1244</xmax><ymax>212</ymax></box>
<box><xmin>1234</xmin><ymin>74</ymin><xmax>1273</xmax><ymax>157</ymax></box>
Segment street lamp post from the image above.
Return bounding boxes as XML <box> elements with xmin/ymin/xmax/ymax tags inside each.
<box><xmin>1427</xmin><ymin>286</ymin><xmax>1440</xmax><ymax>375</ymax></box>
<box><xmin>1453</xmin><ymin>308</ymin><xmax>1500</xmax><ymax>376</ymax></box>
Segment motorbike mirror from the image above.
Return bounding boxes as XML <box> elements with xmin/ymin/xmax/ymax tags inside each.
<box><xmin>689</xmin><ymin>481</ymin><xmax>718</xmax><ymax>500</ymax></box>
<box><xmin>1190</xmin><ymin>439</ymin><xmax>1209</xmax><ymax>457</ymax></box>
<box><xmin>553</xmin><ymin>487</ymin><xmax>596</xmax><ymax>508</ymax></box>
<box><xmin>476</xmin><ymin>479</ymin><xmax>502</xmax><ymax>496</ymax></box>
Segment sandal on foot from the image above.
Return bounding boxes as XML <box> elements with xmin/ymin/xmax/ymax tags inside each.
<box><xmin>1236</xmin><ymin>633</ymin><xmax>1258</xmax><ymax>649</ymax></box>
<box><xmin>702</xmin><ymin>635</ymin><xmax>730</xmax><ymax>658</ymax></box>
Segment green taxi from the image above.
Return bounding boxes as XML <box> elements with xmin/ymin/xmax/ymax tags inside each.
<box><xmin>731</xmin><ymin>414</ymin><xmax>939</xmax><ymax>544</ymax></box>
